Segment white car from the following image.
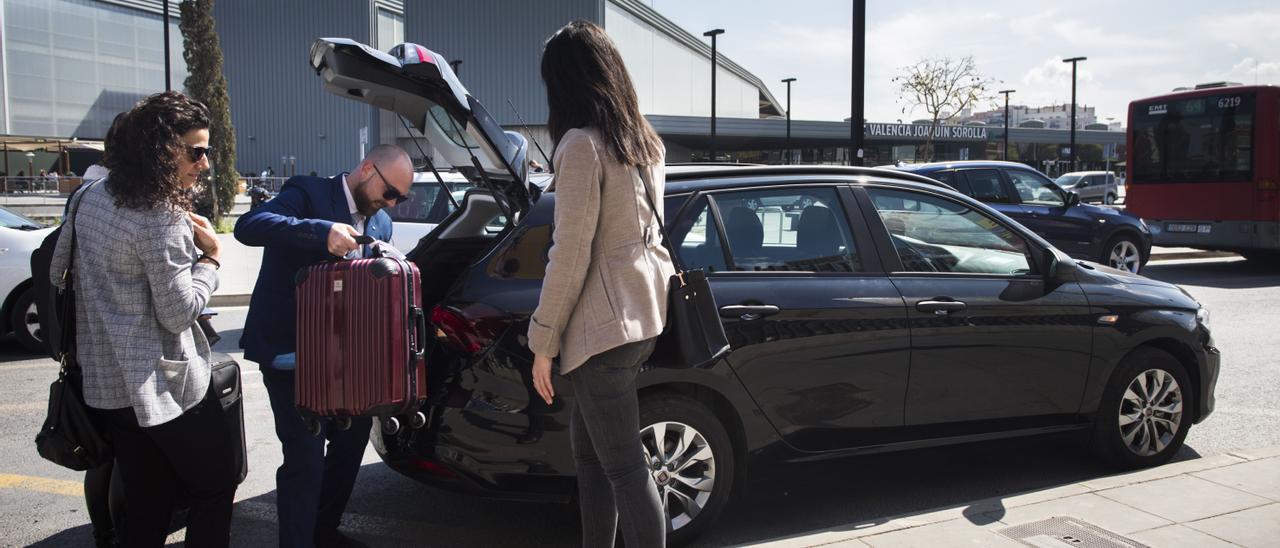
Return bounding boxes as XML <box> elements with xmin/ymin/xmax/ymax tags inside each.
<box><xmin>0</xmin><ymin>206</ymin><xmax>54</xmax><ymax>353</ymax></box>
<box><xmin>389</xmin><ymin>170</ymin><xmax>551</xmax><ymax>253</ymax></box>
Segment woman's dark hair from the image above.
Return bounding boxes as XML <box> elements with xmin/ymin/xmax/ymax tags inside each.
<box><xmin>542</xmin><ymin>20</ymin><xmax>662</xmax><ymax>167</ymax></box>
<box><xmin>103</xmin><ymin>91</ymin><xmax>210</xmax><ymax>211</ymax></box>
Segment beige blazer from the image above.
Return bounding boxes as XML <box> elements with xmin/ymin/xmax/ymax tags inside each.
<box><xmin>527</xmin><ymin>127</ymin><xmax>676</xmax><ymax>375</ymax></box>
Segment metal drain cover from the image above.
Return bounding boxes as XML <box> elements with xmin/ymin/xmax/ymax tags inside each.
<box><xmin>999</xmin><ymin>517</ymin><xmax>1149</xmax><ymax>548</ymax></box>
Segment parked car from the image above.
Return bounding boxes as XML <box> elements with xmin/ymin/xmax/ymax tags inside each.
<box><xmin>1055</xmin><ymin>171</ymin><xmax>1121</xmax><ymax>205</ymax></box>
<box><xmin>887</xmin><ymin>161</ymin><xmax>1152</xmax><ymax>274</ymax></box>
<box><xmin>312</xmin><ymin>38</ymin><xmax>1219</xmax><ymax>543</ymax></box>
<box><xmin>0</xmin><ymin>206</ymin><xmax>54</xmax><ymax>353</ymax></box>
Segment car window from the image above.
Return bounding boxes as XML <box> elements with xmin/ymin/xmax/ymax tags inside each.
<box><xmin>958</xmin><ymin>169</ymin><xmax>1010</xmax><ymax>203</ymax></box>
<box><xmin>926</xmin><ymin>170</ymin><xmax>973</xmax><ymax>196</ymax></box>
<box><xmin>1006</xmin><ymin>169</ymin><xmax>1065</xmax><ymax>207</ymax></box>
<box><xmin>710</xmin><ymin>187</ymin><xmax>861</xmax><ymax>272</ymax></box>
<box><xmin>868</xmin><ymin>188</ymin><xmax>1034</xmax><ymax>276</ymax></box>
<box><xmin>389</xmin><ymin>181</ymin><xmax>474</xmax><ymax>223</ymax></box>
<box><xmin>668</xmin><ymin>196</ymin><xmax>729</xmax><ymax>273</ymax></box>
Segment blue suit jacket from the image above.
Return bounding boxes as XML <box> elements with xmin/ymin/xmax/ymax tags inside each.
<box><xmin>234</xmin><ymin>174</ymin><xmax>393</xmax><ymax>366</ymax></box>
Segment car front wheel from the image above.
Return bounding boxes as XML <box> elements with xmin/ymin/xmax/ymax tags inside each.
<box><xmin>639</xmin><ymin>394</ymin><xmax>734</xmax><ymax>545</ymax></box>
<box><xmin>1091</xmin><ymin>347</ymin><xmax>1193</xmax><ymax>469</ymax></box>
<box><xmin>11</xmin><ymin>286</ymin><xmax>45</xmax><ymax>355</ymax></box>
<box><xmin>1103</xmin><ymin>234</ymin><xmax>1144</xmax><ymax>274</ymax></box>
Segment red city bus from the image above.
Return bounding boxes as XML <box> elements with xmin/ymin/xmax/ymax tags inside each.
<box><xmin>1126</xmin><ymin>83</ymin><xmax>1279</xmax><ymax>260</ymax></box>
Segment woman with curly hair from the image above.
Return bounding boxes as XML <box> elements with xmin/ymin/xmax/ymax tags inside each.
<box><xmin>50</xmin><ymin>90</ymin><xmax>238</xmax><ymax>547</ymax></box>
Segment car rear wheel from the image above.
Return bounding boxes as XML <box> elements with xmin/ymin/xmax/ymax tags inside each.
<box><xmin>11</xmin><ymin>287</ymin><xmax>45</xmax><ymax>355</ymax></box>
<box><xmin>1091</xmin><ymin>347</ymin><xmax>1192</xmax><ymax>469</ymax></box>
<box><xmin>639</xmin><ymin>394</ymin><xmax>734</xmax><ymax>545</ymax></box>
<box><xmin>1103</xmin><ymin>234</ymin><xmax>1143</xmax><ymax>274</ymax></box>
<box><xmin>1104</xmin><ymin>193</ymin><xmax>1116</xmax><ymax>205</ymax></box>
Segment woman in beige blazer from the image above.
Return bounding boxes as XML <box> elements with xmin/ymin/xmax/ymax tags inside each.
<box><xmin>528</xmin><ymin>20</ymin><xmax>677</xmax><ymax>548</ymax></box>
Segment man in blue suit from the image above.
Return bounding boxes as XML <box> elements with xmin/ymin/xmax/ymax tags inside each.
<box><xmin>235</xmin><ymin>144</ymin><xmax>413</xmax><ymax>547</ymax></box>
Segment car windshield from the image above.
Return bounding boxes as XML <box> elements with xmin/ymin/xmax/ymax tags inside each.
<box><xmin>0</xmin><ymin>206</ymin><xmax>43</xmax><ymax>229</ymax></box>
<box><xmin>1055</xmin><ymin>174</ymin><xmax>1084</xmax><ymax>187</ymax></box>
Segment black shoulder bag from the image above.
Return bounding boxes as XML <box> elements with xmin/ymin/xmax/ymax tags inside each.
<box><xmin>637</xmin><ymin>167</ymin><xmax>731</xmax><ymax>368</ymax></box>
<box><xmin>34</xmin><ymin>182</ymin><xmax>113</xmax><ymax>471</ymax></box>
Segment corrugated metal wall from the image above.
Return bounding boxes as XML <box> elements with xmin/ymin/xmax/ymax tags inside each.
<box><xmin>403</xmin><ymin>0</ymin><xmax>603</xmax><ymax>127</ymax></box>
<box><xmin>214</xmin><ymin>0</ymin><xmax>375</xmax><ymax>177</ymax></box>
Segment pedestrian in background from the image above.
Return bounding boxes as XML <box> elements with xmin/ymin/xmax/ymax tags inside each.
<box><xmin>529</xmin><ymin>20</ymin><xmax>675</xmax><ymax>548</ymax></box>
<box><xmin>50</xmin><ymin>90</ymin><xmax>238</xmax><ymax>547</ymax></box>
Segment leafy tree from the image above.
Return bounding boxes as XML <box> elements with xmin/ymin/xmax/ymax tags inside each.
<box><xmin>179</xmin><ymin>0</ymin><xmax>235</xmax><ymax>223</ymax></box>
<box><xmin>893</xmin><ymin>56</ymin><xmax>994</xmax><ymax>162</ymax></box>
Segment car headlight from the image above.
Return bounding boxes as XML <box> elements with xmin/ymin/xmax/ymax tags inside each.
<box><xmin>1197</xmin><ymin>307</ymin><xmax>1210</xmax><ymax>328</ymax></box>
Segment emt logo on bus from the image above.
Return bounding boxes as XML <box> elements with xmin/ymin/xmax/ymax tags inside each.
<box><xmin>1147</xmin><ymin>104</ymin><xmax>1168</xmax><ymax>115</ymax></box>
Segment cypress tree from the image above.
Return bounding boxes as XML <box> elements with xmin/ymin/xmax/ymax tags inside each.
<box><xmin>179</xmin><ymin>0</ymin><xmax>235</xmax><ymax>224</ymax></box>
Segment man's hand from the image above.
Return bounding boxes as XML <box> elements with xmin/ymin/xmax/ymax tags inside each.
<box><xmin>532</xmin><ymin>354</ymin><xmax>555</xmax><ymax>405</ymax></box>
<box><xmin>189</xmin><ymin>212</ymin><xmax>221</xmax><ymax>260</ymax></box>
<box><xmin>327</xmin><ymin>223</ymin><xmax>360</xmax><ymax>257</ymax></box>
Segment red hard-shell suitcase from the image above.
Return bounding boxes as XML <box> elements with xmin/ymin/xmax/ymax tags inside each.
<box><xmin>294</xmin><ymin>253</ymin><xmax>428</xmax><ymax>435</ymax></box>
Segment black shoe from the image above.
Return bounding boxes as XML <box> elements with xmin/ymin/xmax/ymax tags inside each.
<box><xmin>315</xmin><ymin>530</ymin><xmax>370</xmax><ymax>548</ymax></box>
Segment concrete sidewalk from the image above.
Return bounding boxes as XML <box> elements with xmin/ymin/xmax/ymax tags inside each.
<box><xmin>746</xmin><ymin>447</ymin><xmax>1280</xmax><ymax>547</ymax></box>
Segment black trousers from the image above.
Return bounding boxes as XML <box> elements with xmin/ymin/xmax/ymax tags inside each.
<box><xmin>101</xmin><ymin>387</ymin><xmax>239</xmax><ymax>548</ymax></box>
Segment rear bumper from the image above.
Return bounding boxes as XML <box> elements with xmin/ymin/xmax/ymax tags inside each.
<box><xmin>1146</xmin><ymin>219</ymin><xmax>1280</xmax><ymax>251</ymax></box>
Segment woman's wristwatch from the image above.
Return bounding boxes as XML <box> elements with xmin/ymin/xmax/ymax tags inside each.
<box><xmin>197</xmin><ymin>254</ymin><xmax>222</xmax><ymax>269</ymax></box>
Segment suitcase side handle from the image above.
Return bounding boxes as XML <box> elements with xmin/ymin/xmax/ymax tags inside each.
<box><xmin>412</xmin><ymin>306</ymin><xmax>428</xmax><ymax>358</ymax></box>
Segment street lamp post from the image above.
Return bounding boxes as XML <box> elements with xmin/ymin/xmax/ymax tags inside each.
<box><xmin>163</xmin><ymin>0</ymin><xmax>171</xmax><ymax>90</ymax></box>
<box><xmin>850</xmin><ymin>0</ymin><xmax>866</xmax><ymax>166</ymax></box>
<box><xmin>999</xmin><ymin>89</ymin><xmax>1016</xmax><ymax>161</ymax></box>
<box><xmin>703</xmin><ymin>28</ymin><xmax>724</xmax><ymax>162</ymax></box>
<box><xmin>782</xmin><ymin>77</ymin><xmax>796</xmax><ymax>165</ymax></box>
<box><xmin>1063</xmin><ymin>56</ymin><xmax>1087</xmax><ymax>171</ymax></box>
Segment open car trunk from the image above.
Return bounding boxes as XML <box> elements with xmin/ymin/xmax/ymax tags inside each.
<box><xmin>310</xmin><ymin>37</ymin><xmax>538</xmax><ymax>310</ymax></box>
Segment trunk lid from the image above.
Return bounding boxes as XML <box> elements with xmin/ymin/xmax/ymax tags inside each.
<box><xmin>309</xmin><ymin>38</ymin><xmax>533</xmax><ymax>217</ymax></box>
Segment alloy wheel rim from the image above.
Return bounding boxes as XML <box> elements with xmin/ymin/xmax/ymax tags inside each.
<box><xmin>640</xmin><ymin>420</ymin><xmax>716</xmax><ymax>532</ymax></box>
<box><xmin>1110</xmin><ymin>240</ymin><xmax>1141</xmax><ymax>273</ymax></box>
<box><xmin>1118</xmin><ymin>368</ymin><xmax>1183</xmax><ymax>457</ymax></box>
<box><xmin>24</xmin><ymin>302</ymin><xmax>41</xmax><ymax>343</ymax></box>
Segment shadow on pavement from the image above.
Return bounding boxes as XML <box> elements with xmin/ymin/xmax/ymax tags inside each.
<box><xmin>687</xmin><ymin>433</ymin><xmax>1204</xmax><ymax>547</ymax></box>
<box><xmin>1143</xmin><ymin>258</ymin><xmax>1280</xmax><ymax>290</ymax></box>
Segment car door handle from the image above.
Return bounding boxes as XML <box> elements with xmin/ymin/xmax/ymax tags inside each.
<box><xmin>719</xmin><ymin>305</ymin><xmax>780</xmax><ymax>321</ymax></box>
<box><xmin>915</xmin><ymin>299</ymin><xmax>966</xmax><ymax>315</ymax></box>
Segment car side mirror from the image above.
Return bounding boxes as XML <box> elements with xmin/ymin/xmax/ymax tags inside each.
<box><xmin>1066</xmin><ymin>192</ymin><xmax>1081</xmax><ymax>207</ymax></box>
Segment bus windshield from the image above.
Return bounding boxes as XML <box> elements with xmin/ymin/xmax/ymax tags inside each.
<box><xmin>1130</xmin><ymin>92</ymin><xmax>1254</xmax><ymax>184</ymax></box>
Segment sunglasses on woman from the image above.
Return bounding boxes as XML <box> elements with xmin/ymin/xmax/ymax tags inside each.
<box><xmin>370</xmin><ymin>163</ymin><xmax>411</xmax><ymax>205</ymax></box>
<box><xmin>186</xmin><ymin>146</ymin><xmax>211</xmax><ymax>162</ymax></box>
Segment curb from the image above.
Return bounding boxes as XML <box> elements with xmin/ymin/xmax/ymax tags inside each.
<box><xmin>1148</xmin><ymin>251</ymin><xmax>1238</xmax><ymax>262</ymax></box>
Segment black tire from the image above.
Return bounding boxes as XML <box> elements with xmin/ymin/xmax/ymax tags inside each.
<box><xmin>1091</xmin><ymin>347</ymin><xmax>1194</xmax><ymax>469</ymax></box>
<box><xmin>639</xmin><ymin>394</ymin><xmax>735</xmax><ymax>546</ymax></box>
<box><xmin>1104</xmin><ymin>193</ymin><xmax>1117</xmax><ymax>205</ymax></box>
<box><xmin>10</xmin><ymin>286</ymin><xmax>45</xmax><ymax>355</ymax></box>
<box><xmin>1101</xmin><ymin>233</ymin><xmax>1144</xmax><ymax>274</ymax></box>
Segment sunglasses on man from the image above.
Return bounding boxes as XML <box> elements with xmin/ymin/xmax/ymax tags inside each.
<box><xmin>370</xmin><ymin>163</ymin><xmax>411</xmax><ymax>205</ymax></box>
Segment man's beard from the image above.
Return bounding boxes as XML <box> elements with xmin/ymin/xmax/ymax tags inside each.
<box><xmin>354</xmin><ymin>176</ymin><xmax>380</xmax><ymax>216</ymax></box>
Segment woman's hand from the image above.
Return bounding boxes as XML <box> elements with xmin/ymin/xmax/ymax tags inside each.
<box><xmin>532</xmin><ymin>354</ymin><xmax>555</xmax><ymax>405</ymax></box>
<box><xmin>189</xmin><ymin>212</ymin><xmax>221</xmax><ymax>261</ymax></box>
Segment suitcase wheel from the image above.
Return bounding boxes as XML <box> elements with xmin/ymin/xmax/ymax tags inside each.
<box><xmin>409</xmin><ymin>411</ymin><xmax>427</xmax><ymax>430</ymax></box>
<box><xmin>305</xmin><ymin>417</ymin><xmax>322</xmax><ymax>437</ymax></box>
<box><xmin>382</xmin><ymin>416</ymin><xmax>401</xmax><ymax>435</ymax></box>
<box><xmin>335</xmin><ymin>416</ymin><xmax>353</xmax><ymax>431</ymax></box>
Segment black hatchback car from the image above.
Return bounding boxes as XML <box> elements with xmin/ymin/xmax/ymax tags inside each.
<box><xmin>887</xmin><ymin>161</ymin><xmax>1153</xmax><ymax>274</ymax></box>
<box><xmin>311</xmin><ymin>39</ymin><xmax>1220</xmax><ymax>542</ymax></box>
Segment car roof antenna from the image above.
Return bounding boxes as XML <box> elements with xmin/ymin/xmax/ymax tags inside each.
<box><xmin>398</xmin><ymin>114</ymin><xmax>459</xmax><ymax>210</ymax></box>
<box><xmin>507</xmin><ymin>98</ymin><xmax>553</xmax><ymax>172</ymax></box>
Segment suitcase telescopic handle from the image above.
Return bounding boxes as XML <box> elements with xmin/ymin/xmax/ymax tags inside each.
<box><xmin>412</xmin><ymin>306</ymin><xmax>428</xmax><ymax>358</ymax></box>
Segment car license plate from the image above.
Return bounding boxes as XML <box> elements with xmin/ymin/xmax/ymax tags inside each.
<box><xmin>1167</xmin><ymin>223</ymin><xmax>1212</xmax><ymax>234</ymax></box>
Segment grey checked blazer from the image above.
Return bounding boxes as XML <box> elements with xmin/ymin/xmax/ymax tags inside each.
<box><xmin>50</xmin><ymin>180</ymin><xmax>219</xmax><ymax>427</ymax></box>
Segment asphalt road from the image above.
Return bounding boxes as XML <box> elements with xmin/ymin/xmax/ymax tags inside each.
<box><xmin>1</xmin><ymin>255</ymin><xmax>1276</xmax><ymax>546</ymax></box>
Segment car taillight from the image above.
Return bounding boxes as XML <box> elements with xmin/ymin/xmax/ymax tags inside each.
<box><xmin>409</xmin><ymin>457</ymin><xmax>458</xmax><ymax>479</ymax></box>
<box><xmin>430</xmin><ymin>304</ymin><xmax>507</xmax><ymax>355</ymax></box>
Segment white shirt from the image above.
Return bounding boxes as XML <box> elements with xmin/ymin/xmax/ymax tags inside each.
<box><xmin>341</xmin><ymin>174</ymin><xmax>365</xmax><ymax>258</ymax></box>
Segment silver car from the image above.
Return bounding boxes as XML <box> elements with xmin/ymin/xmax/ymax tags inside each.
<box><xmin>1055</xmin><ymin>171</ymin><xmax>1121</xmax><ymax>205</ymax></box>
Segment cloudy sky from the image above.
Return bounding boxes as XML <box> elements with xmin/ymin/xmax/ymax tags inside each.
<box><xmin>648</xmin><ymin>0</ymin><xmax>1280</xmax><ymax>125</ymax></box>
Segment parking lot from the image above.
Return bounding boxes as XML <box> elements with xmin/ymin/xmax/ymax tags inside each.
<box><xmin>1</xmin><ymin>254</ymin><xmax>1277</xmax><ymax>546</ymax></box>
